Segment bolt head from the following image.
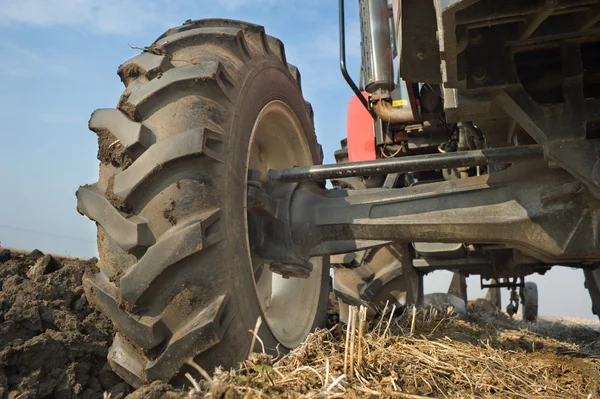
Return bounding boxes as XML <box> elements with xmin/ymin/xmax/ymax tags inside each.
<box><xmin>270</xmin><ymin>262</ymin><xmax>311</xmax><ymax>279</ymax></box>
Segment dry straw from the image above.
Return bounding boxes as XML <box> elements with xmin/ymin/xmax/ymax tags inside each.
<box><xmin>176</xmin><ymin>304</ymin><xmax>600</xmax><ymax>398</ymax></box>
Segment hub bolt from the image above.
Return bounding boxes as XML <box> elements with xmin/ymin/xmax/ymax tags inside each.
<box><xmin>270</xmin><ymin>262</ymin><xmax>313</xmax><ymax>279</ymax></box>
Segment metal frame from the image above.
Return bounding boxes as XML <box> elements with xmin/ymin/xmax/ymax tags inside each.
<box><xmin>249</xmin><ymin>157</ymin><xmax>600</xmax><ymax>281</ymax></box>
<box><xmin>494</xmin><ymin>86</ymin><xmax>600</xmax><ymax>198</ymax></box>
<box><xmin>311</xmin><ymin>0</ymin><xmax>600</xmax><ymax>292</ymax></box>
<box><xmin>339</xmin><ymin>0</ymin><xmax>373</xmax><ymax>116</ymax></box>
<box><xmin>432</xmin><ymin>0</ymin><xmax>600</xmax><ymax>197</ymax></box>
<box><xmin>481</xmin><ymin>277</ymin><xmax>524</xmax><ymax>290</ymax></box>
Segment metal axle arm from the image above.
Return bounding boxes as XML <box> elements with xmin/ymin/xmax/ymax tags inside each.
<box><xmin>287</xmin><ymin>161</ymin><xmax>600</xmax><ymax>264</ymax></box>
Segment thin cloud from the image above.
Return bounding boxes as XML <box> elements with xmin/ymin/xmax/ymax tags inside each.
<box><xmin>0</xmin><ymin>0</ymin><xmax>285</xmax><ymax>35</ymax></box>
<box><xmin>39</xmin><ymin>112</ymin><xmax>85</xmax><ymax>125</ymax></box>
<box><xmin>0</xmin><ymin>42</ymin><xmax>69</xmax><ymax>77</ymax></box>
<box><xmin>0</xmin><ymin>0</ymin><xmax>168</xmax><ymax>35</ymax></box>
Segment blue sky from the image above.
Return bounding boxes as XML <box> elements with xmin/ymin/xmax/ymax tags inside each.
<box><xmin>0</xmin><ymin>0</ymin><xmax>361</xmax><ymax>257</ymax></box>
<box><xmin>0</xmin><ymin>0</ymin><xmax>595</xmax><ymax>319</ymax></box>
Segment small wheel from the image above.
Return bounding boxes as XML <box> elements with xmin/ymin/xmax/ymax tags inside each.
<box><xmin>584</xmin><ymin>269</ymin><xmax>600</xmax><ymax>319</ymax></box>
<box><xmin>521</xmin><ymin>281</ymin><xmax>538</xmax><ymax>322</ymax></box>
<box><xmin>77</xmin><ymin>19</ymin><xmax>330</xmax><ymax>387</ymax></box>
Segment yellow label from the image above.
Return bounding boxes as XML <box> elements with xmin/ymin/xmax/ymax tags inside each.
<box><xmin>392</xmin><ymin>99</ymin><xmax>408</xmax><ymax>107</ymax></box>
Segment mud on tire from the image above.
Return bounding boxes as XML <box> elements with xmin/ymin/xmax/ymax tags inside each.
<box><xmin>77</xmin><ymin>19</ymin><xmax>330</xmax><ymax>387</ymax></box>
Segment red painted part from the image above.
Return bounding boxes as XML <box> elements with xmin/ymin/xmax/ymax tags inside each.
<box><xmin>347</xmin><ymin>92</ymin><xmax>376</xmax><ymax>162</ymax></box>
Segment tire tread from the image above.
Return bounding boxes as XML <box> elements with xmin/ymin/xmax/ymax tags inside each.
<box><xmin>80</xmin><ymin>18</ymin><xmax>321</xmax><ymax>386</ymax></box>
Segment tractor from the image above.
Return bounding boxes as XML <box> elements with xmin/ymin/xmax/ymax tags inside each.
<box><xmin>77</xmin><ymin>0</ymin><xmax>600</xmax><ymax>387</ymax></box>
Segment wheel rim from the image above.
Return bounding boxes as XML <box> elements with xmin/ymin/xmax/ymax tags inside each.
<box><xmin>245</xmin><ymin>100</ymin><xmax>323</xmax><ymax>348</ymax></box>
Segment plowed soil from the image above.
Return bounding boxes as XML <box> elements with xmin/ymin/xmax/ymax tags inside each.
<box><xmin>0</xmin><ymin>249</ymin><xmax>128</xmax><ymax>398</ymax></box>
<box><xmin>1</xmin><ymin>248</ymin><xmax>599</xmax><ymax>398</ymax></box>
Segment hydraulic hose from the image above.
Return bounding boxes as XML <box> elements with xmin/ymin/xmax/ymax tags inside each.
<box><xmin>373</xmin><ymin>99</ymin><xmax>415</xmax><ymax>124</ymax></box>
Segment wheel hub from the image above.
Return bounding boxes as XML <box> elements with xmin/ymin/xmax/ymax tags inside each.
<box><xmin>245</xmin><ymin>100</ymin><xmax>323</xmax><ymax>348</ymax></box>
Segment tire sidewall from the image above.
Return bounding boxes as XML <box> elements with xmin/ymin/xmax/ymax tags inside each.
<box><xmin>521</xmin><ymin>282</ymin><xmax>538</xmax><ymax>321</ymax></box>
<box><xmin>226</xmin><ymin>59</ymin><xmax>329</xmax><ymax>354</ymax></box>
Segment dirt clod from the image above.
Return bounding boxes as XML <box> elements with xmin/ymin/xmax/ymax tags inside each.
<box><xmin>163</xmin><ymin>200</ymin><xmax>178</xmax><ymax>225</ymax></box>
<box><xmin>105</xmin><ymin>175</ymin><xmax>131</xmax><ymax>213</ymax></box>
<box><xmin>468</xmin><ymin>297</ymin><xmax>501</xmax><ymax>316</ymax></box>
<box><xmin>0</xmin><ymin>249</ymin><xmax>127</xmax><ymax>398</ymax></box>
<box><xmin>0</xmin><ymin>249</ymin><xmax>10</xmax><ymax>262</ymax></box>
<box><xmin>125</xmin><ymin>381</ymin><xmax>185</xmax><ymax>399</ymax></box>
<box><xmin>117</xmin><ymin>63</ymin><xmax>145</xmax><ymax>85</ymax></box>
<box><xmin>26</xmin><ymin>254</ymin><xmax>60</xmax><ymax>280</ymax></box>
<box><xmin>92</xmin><ymin>127</ymin><xmax>133</xmax><ymax>170</ymax></box>
<box><xmin>117</xmin><ymin>93</ymin><xmax>141</xmax><ymax>122</ymax></box>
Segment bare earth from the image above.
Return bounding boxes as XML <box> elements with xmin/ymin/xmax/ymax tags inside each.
<box><xmin>1</xmin><ymin>249</ymin><xmax>599</xmax><ymax>398</ymax></box>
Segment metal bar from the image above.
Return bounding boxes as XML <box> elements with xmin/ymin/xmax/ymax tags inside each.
<box><xmin>467</xmin><ymin>16</ymin><xmax>526</xmax><ymax>29</ymax></box>
<box><xmin>481</xmin><ymin>277</ymin><xmax>524</xmax><ymax>289</ymax></box>
<box><xmin>268</xmin><ymin>145</ymin><xmax>543</xmax><ymax>182</ymax></box>
<box><xmin>339</xmin><ymin>0</ymin><xmax>373</xmax><ymax>116</ymax></box>
<box><xmin>554</xmin><ymin>0</ymin><xmax>596</xmax><ymax>10</ymax></box>
<box><xmin>406</xmin><ymin>81</ymin><xmax>420</xmax><ymax>121</ymax></box>
<box><xmin>580</xmin><ymin>4</ymin><xmax>600</xmax><ymax>31</ymax></box>
<box><xmin>520</xmin><ymin>6</ymin><xmax>553</xmax><ymax>41</ymax></box>
<box><xmin>413</xmin><ymin>256</ymin><xmax>491</xmax><ymax>273</ymax></box>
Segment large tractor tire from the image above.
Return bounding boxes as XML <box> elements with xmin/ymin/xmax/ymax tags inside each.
<box><xmin>76</xmin><ymin>19</ymin><xmax>330</xmax><ymax>387</ymax></box>
<box><xmin>333</xmin><ymin>244</ymin><xmax>422</xmax><ymax>322</ymax></box>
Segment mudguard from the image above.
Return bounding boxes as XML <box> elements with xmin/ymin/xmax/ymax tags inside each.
<box><xmin>347</xmin><ymin>92</ymin><xmax>376</xmax><ymax>162</ymax></box>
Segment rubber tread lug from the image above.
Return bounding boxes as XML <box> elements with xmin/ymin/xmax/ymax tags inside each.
<box><xmin>113</xmin><ymin>128</ymin><xmax>226</xmax><ymax>199</ymax></box>
<box><xmin>155</xmin><ymin>18</ymin><xmax>265</xmax><ymax>44</ymax></box>
<box><xmin>85</xmin><ymin>272</ymin><xmax>168</xmax><ymax>350</ymax></box>
<box><xmin>122</xmin><ymin>62</ymin><xmax>235</xmax><ymax>119</ymax></box>
<box><xmin>287</xmin><ymin>64</ymin><xmax>302</xmax><ymax>93</ymax></box>
<box><xmin>76</xmin><ymin>187</ymin><xmax>154</xmax><ymax>252</ymax></box>
<box><xmin>89</xmin><ymin>109</ymin><xmax>152</xmax><ymax>152</ymax></box>
<box><xmin>107</xmin><ymin>333</ymin><xmax>146</xmax><ymax>388</ymax></box>
<box><xmin>305</xmin><ymin>101</ymin><xmax>314</xmax><ymax>126</ymax></box>
<box><xmin>145</xmin><ymin>294</ymin><xmax>229</xmax><ymax>382</ymax></box>
<box><xmin>156</xmin><ymin>27</ymin><xmax>252</xmax><ymax>63</ymax></box>
<box><xmin>120</xmin><ymin>209</ymin><xmax>223</xmax><ymax>306</ymax></box>
<box><xmin>267</xmin><ymin>36</ymin><xmax>287</xmax><ymax>65</ymax></box>
<box><xmin>118</xmin><ymin>53</ymin><xmax>174</xmax><ymax>86</ymax></box>
<box><xmin>156</xmin><ymin>26</ymin><xmax>240</xmax><ymax>47</ymax></box>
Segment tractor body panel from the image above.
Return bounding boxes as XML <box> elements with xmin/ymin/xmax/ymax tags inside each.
<box><xmin>347</xmin><ymin>92</ymin><xmax>376</xmax><ymax>162</ymax></box>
